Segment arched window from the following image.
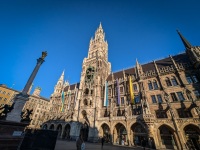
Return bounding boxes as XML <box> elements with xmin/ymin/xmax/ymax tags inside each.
<box><xmin>165</xmin><ymin>77</ymin><xmax>172</xmax><ymax>86</ymax></box>
<box><xmin>153</xmin><ymin>80</ymin><xmax>159</xmax><ymax>89</ymax></box>
<box><xmin>84</xmin><ymin>88</ymin><xmax>89</xmax><ymax>95</ymax></box>
<box><xmin>83</xmin><ymin>99</ymin><xmax>88</xmax><ymax>106</ymax></box>
<box><xmin>148</xmin><ymin>81</ymin><xmax>153</xmax><ymax>90</ymax></box>
<box><xmin>171</xmin><ymin>76</ymin><xmax>178</xmax><ymax>86</ymax></box>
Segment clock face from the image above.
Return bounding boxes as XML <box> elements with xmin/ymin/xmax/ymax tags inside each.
<box><xmin>85</xmin><ymin>66</ymin><xmax>95</xmax><ymax>83</ymax></box>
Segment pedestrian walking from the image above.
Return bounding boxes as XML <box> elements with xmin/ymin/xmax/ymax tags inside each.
<box><xmin>101</xmin><ymin>137</ymin><xmax>105</xmax><ymax>149</ymax></box>
<box><xmin>142</xmin><ymin>138</ymin><xmax>146</xmax><ymax>150</ymax></box>
<box><xmin>76</xmin><ymin>133</ymin><xmax>84</xmax><ymax>150</ymax></box>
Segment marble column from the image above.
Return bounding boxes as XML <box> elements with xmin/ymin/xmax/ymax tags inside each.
<box><xmin>6</xmin><ymin>51</ymin><xmax>47</xmax><ymax>122</ymax></box>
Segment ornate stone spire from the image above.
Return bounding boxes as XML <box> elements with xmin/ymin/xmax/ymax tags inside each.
<box><xmin>54</xmin><ymin>71</ymin><xmax>65</xmax><ymax>94</ymax></box>
<box><xmin>177</xmin><ymin>30</ymin><xmax>192</xmax><ymax>49</ymax></box>
<box><xmin>94</xmin><ymin>22</ymin><xmax>105</xmax><ymax>41</ymax></box>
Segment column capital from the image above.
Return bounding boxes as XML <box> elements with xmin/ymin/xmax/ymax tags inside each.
<box><xmin>37</xmin><ymin>58</ymin><xmax>45</xmax><ymax>65</ymax></box>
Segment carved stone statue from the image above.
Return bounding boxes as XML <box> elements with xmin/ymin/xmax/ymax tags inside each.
<box><xmin>20</xmin><ymin>109</ymin><xmax>33</xmax><ymax>123</ymax></box>
<box><xmin>41</xmin><ymin>51</ymin><xmax>47</xmax><ymax>60</ymax></box>
<box><xmin>0</xmin><ymin>103</ymin><xmax>15</xmax><ymax>120</ymax></box>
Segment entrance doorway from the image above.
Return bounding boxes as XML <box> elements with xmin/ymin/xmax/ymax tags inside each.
<box><xmin>63</xmin><ymin>124</ymin><xmax>71</xmax><ymax>139</ymax></box>
<box><xmin>159</xmin><ymin>125</ymin><xmax>178</xmax><ymax>149</ymax></box>
<box><xmin>49</xmin><ymin>124</ymin><xmax>54</xmax><ymax>130</ymax></box>
<box><xmin>184</xmin><ymin>124</ymin><xmax>200</xmax><ymax>149</ymax></box>
<box><xmin>131</xmin><ymin>123</ymin><xmax>148</xmax><ymax>147</ymax></box>
<box><xmin>56</xmin><ymin>124</ymin><xmax>62</xmax><ymax>138</ymax></box>
<box><xmin>101</xmin><ymin>123</ymin><xmax>111</xmax><ymax>143</ymax></box>
<box><xmin>114</xmin><ymin>123</ymin><xmax>127</xmax><ymax>145</ymax></box>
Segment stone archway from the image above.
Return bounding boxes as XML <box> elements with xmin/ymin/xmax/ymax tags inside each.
<box><xmin>100</xmin><ymin>123</ymin><xmax>111</xmax><ymax>143</ymax></box>
<box><xmin>56</xmin><ymin>124</ymin><xmax>62</xmax><ymax>138</ymax></box>
<box><xmin>158</xmin><ymin>125</ymin><xmax>178</xmax><ymax>149</ymax></box>
<box><xmin>131</xmin><ymin>123</ymin><xmax>148</xmax><ymax>147</ymax></box>
<box><xmin>49</xmin><ymin>124</ymin><xmax>54</xmax><ymax>130</ymax></box>
<box><xmin>63</xmin><ymin>124</ymin><xmax>71</xmax><ymax>140</ymax></box>
<box><xmin>42</xmin><ymin>124</ymin><xmax>48</xmax><ymax>130</ymax></box>
<box><xmin>113</xmin><ymin>123</ymin><xmax>127</xmax><ymax>145</ymax></box>
<box><xmin>184</xmin><ymin>124</ymin><xmax>200</xmax><ymax>149</ymax></box>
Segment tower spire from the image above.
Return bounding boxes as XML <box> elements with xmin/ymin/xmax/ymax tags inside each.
<box><xmin>177</xmin><ymin>30</ymin><xmax>192</xmax><ymax>49</ymax></box>
<box><xmin>53</xmin><ymin>70</ymin><xmax>65</xmax><ymax>94</ymax></box>
<box><xmin>136</xmin><ymin>58</ymin><xmax>139</xmax><ymax>67</ymax></box>
<box><xmin>99</xmin><ymin>22</ymin><xmax>102</xmax><ymax>29</ymax></box>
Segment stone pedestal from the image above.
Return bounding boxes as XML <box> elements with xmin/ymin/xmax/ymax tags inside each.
<box><xmin>6</xmin><ymin>94</ymin><xmax>28</xmax><ymax>122</ymax></box>
<box><xmin>0</xmin><ymin>120</ymin><xmax>28</xmax><ymax>150</ymax></box>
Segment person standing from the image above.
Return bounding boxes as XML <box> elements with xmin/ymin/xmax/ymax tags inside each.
<box><xmin>101</xmin><ymin>137</ymin><xmax>105</xmax><ymax>149</ymax></box>
<box><xmin>142</xmin><ymin>138</ymin><xmax>146</xmax><ymax>150</ymax></box>
<box><xmin>76</xmin><ymin>134</ymin><xmax>84</xmax><ymax>150</ymax></box>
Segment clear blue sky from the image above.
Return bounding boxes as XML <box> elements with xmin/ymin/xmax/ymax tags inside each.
<box><xmin>1</xmin><ymin>0</ymin><xmax>200</xmax><ymax>98</ymax></box>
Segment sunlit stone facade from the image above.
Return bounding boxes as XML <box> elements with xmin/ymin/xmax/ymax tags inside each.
<box><xmin>42</xmin><ymin>24</ymin><xmax>200</xmax><ymax>149</ymax></box>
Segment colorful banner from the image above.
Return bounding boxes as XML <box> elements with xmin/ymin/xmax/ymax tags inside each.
<box><xmin>116</xmin><ymin>79</ymin><xmax>120</xmax><ymax>105</ymax></box>
<box><xmin>104</xmin><ymin>81</ymin><xmax>108</xmax><ymax>106</ymax></box>
<box><xmin>129</xmin><ymin>76</ymin><xmax>134</xmax><ymax>104</ymax></box>
<box><xmin>60</xmin><ymin>90</ymin><xmax>65</xmax><ymax>112</ymax></box>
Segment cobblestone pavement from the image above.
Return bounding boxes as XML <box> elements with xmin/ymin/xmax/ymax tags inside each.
<box><xmin>55</xmin><ymin>140</ymin><xmax>153</xmax><ymax>150</ymax></box>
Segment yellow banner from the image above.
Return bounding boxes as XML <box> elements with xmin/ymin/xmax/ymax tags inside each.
<box><xmin>129</xmin><ymin>76</ymin><xmax>134</xmax><ymax>104</ymax></box>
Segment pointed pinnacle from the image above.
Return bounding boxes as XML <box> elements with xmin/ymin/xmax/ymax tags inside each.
<box><xmin>177</xmin><ymin>30</ymin><xmax>192</xmax><ymax>49</ymax></box>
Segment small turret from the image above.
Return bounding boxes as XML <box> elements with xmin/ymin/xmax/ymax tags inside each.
<box><xmin>135</xmin><ymin>59</ymin><xmax>143</xmax><ymax>79</ymax></box>
<box><xmin>32</xmin><ymin>87</ymin><xmax>41</xmax><ymax>96</ymax></box>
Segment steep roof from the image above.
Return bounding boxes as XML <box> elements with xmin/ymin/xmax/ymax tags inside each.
<box><xmin>106</xmin><ymin>53</ymin><xmax>190</xmax><ymax>81</ymax></box>
<box><xmin>64</xmin><ymin>83</ymin><xmax>80</xmax><ymax>91</ymax></box>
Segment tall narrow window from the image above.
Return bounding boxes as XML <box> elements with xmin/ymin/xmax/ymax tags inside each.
<box><xmin>165</xmin><ymin>78</ymin><xmax>172</xmax><ymax>86</ymax></box>
<box><xmin>121</xmin><ymin>97</ymin><xmax>124</xmax><ymax>105</ymax></box>
<box><xmin>108</xmin><ymin>89</ymin><xmax>111</xmax><ymax>96</ymax></box>
<box><xmin>135</xmin><ymin>96</ymin><xmax>140</xmax><ymax>104</ymax></box>
<box><xmin>194</xmin><ymin>90</ymin><xmax>200</xmax><ymax>99</ymax></box>
<box><xmin>151</xmin><ymin>95</ymin><xmax>157</xmax><ymax>103</ymax></box>
<box><xmin>157</xmin><ymin>95</ymin><xmax>163</xmax><ymax>103</ymax></box>
<box><xmin>133</xmin><ymin>84</ymin><xmax>137</xmax><ymax>91</ymax></box>
<box><xmin>153</xmin><ymin>80</ymin><xmax>159</xmax><ymax>90</ymax></box>
<box><xmin>192</xmin><ymin>75</ymin><xmax>198</xmax><ymax>83</ymax></box>
<box><xmin>148</xmin><ymin>81</ymin><xmax>153</xmax><ymax>90</ymax></box>
<box><xmin>120</xmin><ymin>87</ymin><xmax>124</xmax><ymax>93</ymax></box>
<box><xmin>170</xmin><ymin>93</ymin><xmax>178</xmax><ymax>101</ymax></box>
<box><xmin>186</xmin><ymin>76</ymin><xmax>193</xmax><ymax>84</ymax></box>
<box><xmin>171</xmin><ymin>77</ymin><xmax>178</xmax><ymax>86</ymax></box>
<box><xmin>177</xmin><ymin>92</ymin><xmax>185</xmax><ymax>101</ymax></box>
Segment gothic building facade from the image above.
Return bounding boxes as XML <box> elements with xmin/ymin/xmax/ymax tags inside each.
<box><xmin>42</xmin><ymin>24</ymin><xmax>200</xmax><ymax>149</ymax></box>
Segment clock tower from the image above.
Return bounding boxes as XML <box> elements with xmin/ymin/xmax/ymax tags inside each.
<box><xmin>75</xmin><ymin>23</ymin><xmax>111</xmax><ymax>141</ymax></box>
